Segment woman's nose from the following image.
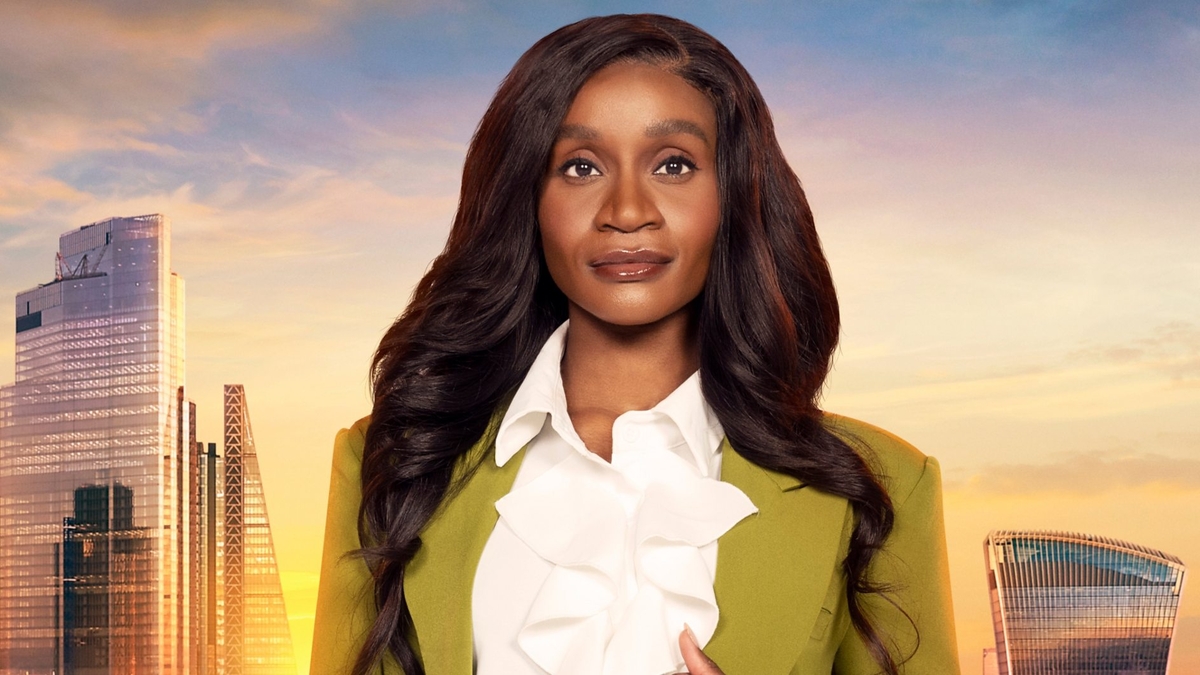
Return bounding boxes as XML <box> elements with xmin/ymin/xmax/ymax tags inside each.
<box><xmin>598</xmin><ymin>173</ymin><xmax>661</xmax><ymax>232</ymax></box>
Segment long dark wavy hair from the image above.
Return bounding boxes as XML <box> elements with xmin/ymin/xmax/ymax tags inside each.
<box><xmin>358</xmin><ymin>13</ymin><xmax>901</xmax><ymax>675</ymax></box>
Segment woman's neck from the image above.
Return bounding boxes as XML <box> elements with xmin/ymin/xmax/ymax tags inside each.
<box><xmin>560</xmin><ymin>305</ymin><xmax>700</xmax><ymax>461</ymax></box>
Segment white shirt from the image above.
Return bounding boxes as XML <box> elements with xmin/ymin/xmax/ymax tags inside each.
<box><xmin>472</xmin><ymin>321</ymin><xmax>758</xmax><ymax>675</ymax></box>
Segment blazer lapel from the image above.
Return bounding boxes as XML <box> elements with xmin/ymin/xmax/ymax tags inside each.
<box><xmin>404</xmin><ymin>420</ymin><xmax>526</xmax><ymax>675</ymax></box>
<box><xmin>403</xmin><ymin>430</ymin><xmax>849</xmax><ymax>675</ymax></box>
<box><xmin>708</xmin><ymin>440</ymin><xmax>850</xmax><ymax>674</ymax></box>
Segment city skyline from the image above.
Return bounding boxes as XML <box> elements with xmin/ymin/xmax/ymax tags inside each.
<box><xmin>1</xmin><ymin>3</ymin><xmax>1197</xmax><ymax>673</ymax></box>
<box><xmin>0</xmin><ymin>215</ymin><xmax>294</xmax><ymax>674</ymax></box>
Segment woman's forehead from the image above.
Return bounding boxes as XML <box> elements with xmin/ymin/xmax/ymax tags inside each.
<box><xmin>558</xmin><ymin>62</ymin><xmax>717</xmax><ymax>143</ymax></box>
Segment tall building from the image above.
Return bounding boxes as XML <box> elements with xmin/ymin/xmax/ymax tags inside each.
<box><xmin>984</xmin><ymin>529</ymin><xmax>1187</xmax><ymax>675</ymax></box>
<box><xmin>198</xmin><ymin>440</ymin><xmax>226</xmax><ymax>675</ymax></box>
<box><xmin>222</xmin><ymin>385</ymin><xmax>295</xmax><ymax>675</ymax></box>
<box><xmin>0</xmin><ymin>215</ymin><xmax>191</xmax><ymax>674</ymax></box>
<box><xmin>0</xmin><ymin>216</ymin><xmax>295</xmax><ymax>674</ymax></box>
<box><xmin>61</xmin><ymin>483</ymin><xmax>155</xmax><ymax>674</ymax></box>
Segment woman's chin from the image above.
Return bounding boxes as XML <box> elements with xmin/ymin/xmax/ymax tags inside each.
<box><xmin>569</xmin><ymin>302</ymin><xmax>696</xmax><ymax>331</ymax></box>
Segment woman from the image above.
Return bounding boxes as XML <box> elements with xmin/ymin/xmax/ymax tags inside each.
<box><xmin>312</xmin><ymin>14</ymin><xmax>959</xmax><ymax>675</ymax></box>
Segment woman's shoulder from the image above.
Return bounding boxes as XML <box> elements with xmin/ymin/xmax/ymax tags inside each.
<box><xmin>332</xmin><ymin>416</ymin><xmax>372</xmax><ymax>472</ymax></box>
<box><xmin>820</xmin><ymin>412</ymin><xmax>936</xmax><ymax>507</ymax></box>
<box><xmin>336</xmin><ymin>415</ymin><xmax>372</xmax><ymax>451</ymax></box>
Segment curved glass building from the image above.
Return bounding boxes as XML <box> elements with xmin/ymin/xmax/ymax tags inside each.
<box><xmin>984</xmin><ymin>530</ymin><xmax>1186</xmax><ymax>675</ymax></box>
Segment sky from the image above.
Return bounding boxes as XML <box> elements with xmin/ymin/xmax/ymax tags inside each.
<box><xmin>1</xmin><ymin>1</ymin><xmax>1198</xmax><ymax>672</ymax></box>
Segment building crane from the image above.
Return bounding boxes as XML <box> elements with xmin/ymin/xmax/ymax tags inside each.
<box><xmin>54</xmin><ymin>242</ymin><xmax>109</xmax><ymax>281</ymax></box>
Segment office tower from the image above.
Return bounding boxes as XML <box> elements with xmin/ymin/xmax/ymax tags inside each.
<box><xmin>0</xmin><ymin>215</ymin><xmax>193</xmax><ymax>674</ymax></box>
<box><xmin>198</xmin><ymin>441</ymin><xmax>225</xmax><ymax>675</ymax></box>
<box><xmin>61</xmin><ymin>484</ymin><xmax>155</xmax><ymax>673</ymax></box>
<box><xmin>223</xmin><ymin>385</ymin><xmax>295</xmax><ymax>675</ymax></box>
<box><xmin>984</xmin><ymin>530</ymin><xmax>1187</xmax><ymax>675</ymax></box>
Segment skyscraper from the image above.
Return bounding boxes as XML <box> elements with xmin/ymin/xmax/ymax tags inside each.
<box><xmin>0</xmin><ymin>215</ymin><xmax>190</xmax><ymax>674</ymax></box>
<box><xmin>222</xmin><ymin>385</ymin><xmax>295</xmax><ymax>675</ymax></box>
<box><xmin>1</xmin><ymin>216</ymin><xmax>295</xmax><ymax>674</ymax></box>
<box><xmin>61</xmin><ymin>483</ymin><xmax>155</xmax><ymax>673</ymax></box>
<box><xmin>198</xmin><ymin>440</ymin><xmax>226</xmax><ymax>675</ymax></box>
<box><xmin>984</xmin><ymin>529</ymin><xmax>1187</xmax><ymax>675</ymax></box>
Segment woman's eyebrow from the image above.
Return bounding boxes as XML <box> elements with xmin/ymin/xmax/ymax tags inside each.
<box><xmin>645</xmin><ymin>119</ymin><xmax>709</xmax><ymax>145</ymax></box>
<box><xmin>555</xmin><ymin>120</ymin><xmax>710</xmax><ymax>145</ymax></box>
<box><xmin>556</xmin><ymin>124</ymin><xmax>600</xmax><ymax>141</ymax></box>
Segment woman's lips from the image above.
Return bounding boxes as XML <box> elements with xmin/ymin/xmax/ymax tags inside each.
<box><xmin>589</xmin><ymin>249</ymin><xmax>672</xmax><ymax>281</ymax></box>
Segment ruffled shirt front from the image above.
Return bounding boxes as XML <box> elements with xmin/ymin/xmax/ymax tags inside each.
<box><xmin>471</xmin><ymin>322</ymin><xmax>758</xmax><ymax>675</ymax></box>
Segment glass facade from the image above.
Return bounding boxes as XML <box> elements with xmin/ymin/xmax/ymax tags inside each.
<box><xmin>198</xmin><ymin>441</ymin><xmax>226</xmax><ymax>675</ymax></box>
<box><xmin>222</xmin><ymin>385</ymin><xmax>295</xmax><ymax>675</ymax></box>
<box><xmin>0</xmin><ymin>215</ymin><xmax>189</xmax><ymax>675</ymax></box>
<box><xmin>61</xmin><ymin>483</ymin><xmax>156</xmax><ymax>674</ymax></box>
<box><xmin>1</xmin><ymin>216</ymin><xmax>295</xmax><ymax>674</ymax></box>
<box><xmin>985</xmin><ymin>529</ymin><xmax>1186</xmax><ymax>675</ymax></box>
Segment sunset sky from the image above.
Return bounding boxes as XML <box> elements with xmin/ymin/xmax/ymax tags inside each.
<box><xmin>1</xmin><ymin>2</ymin><xmax>1198</xmax><ymax>672</ymax></box>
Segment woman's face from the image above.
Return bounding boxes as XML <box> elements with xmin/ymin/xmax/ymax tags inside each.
<box><xmin>539</xmin><ymin>61</ymin><xmax>720</xmax><ymax>328</ymax></box>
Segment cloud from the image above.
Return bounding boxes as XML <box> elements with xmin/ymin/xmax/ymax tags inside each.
<box><xmin>829</xmin><ymin>320</ymin><xmax>1200</xmax><ymax>425</ymax></box>
<box><xmin>0</xmin><ymin>2</ymin><xmax>330</xmax><ymax>235</ymax></box>
<box><xmin>0</xmin><ymin>173</ymin><xmax>87</xmax><ymax>226</ymax></box>
<box><xmin>1</xmin><ymin>1</ymin><xmax>332</xmax><ymax>57</ymax></box>
<box><xmin>1070</xmin><ymin>321</ymin><xmax>1200</xmax><ymax>385</ymax></box>
<box><xmin>0</xmin><ymin>0</ymin><xmax>481</xmax><ymax>247</ymax></box>
<box><xmin>0</xmin><ymin>2</ymin><xmax>319</xmax><ymax>128</ymax></box>
<box><xmin>947</xmin><ymin>451</ymin><xmax>1200</xmax><ymax>496</ymax></box>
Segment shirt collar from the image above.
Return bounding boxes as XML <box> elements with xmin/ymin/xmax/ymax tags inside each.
<box><xmin>649</xmin><ymin>369</ymin><xmax>726</xmax><ymax>478</ymax></box>
<box><xmin>495</xmin><ymin>321</ymin><xmax>573</xmax><ymax>466</ymax></box>
<box><xmin>494</xmin><ymin>320</ymin><xmax>725</xmax><ymax>476</ymax></box>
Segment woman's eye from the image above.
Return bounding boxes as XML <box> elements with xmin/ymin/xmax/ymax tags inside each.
<box><xmin>561</xmin><ymin>159</ymin><xmax>601</xmax><ymax>178</ymax></box>
<box><xmin>653</xmin><ymin>156</ymin><xmax>697</xmax><ymax>177</ymax></box>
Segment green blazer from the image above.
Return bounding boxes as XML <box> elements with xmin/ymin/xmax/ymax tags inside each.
<box><xmin>310</xmin><ymin>414</ymin><xmax>960</xmax><ymax>674</ymax></box>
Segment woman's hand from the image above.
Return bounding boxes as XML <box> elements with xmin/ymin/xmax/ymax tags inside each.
<box><xmin>677</xmin><ymin>625</ymin><xmax>726</xmax><ymax>675</ymax></box>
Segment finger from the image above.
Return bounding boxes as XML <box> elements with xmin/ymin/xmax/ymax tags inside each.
<box><xmin>679</xmin><ymin>624</ymin><xmax>724</xmax><ymax>675</ymax></box>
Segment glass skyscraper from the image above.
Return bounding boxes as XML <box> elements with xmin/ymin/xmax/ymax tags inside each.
<box><xmin>61</xmin><ymin>483</ymin><xmax>156</xmax><ymax>673</ymax></box>
<box><xmin>984</xmin><ymin>529</ymin><xmax>1186</xmax><ymax>675</ymax></box>
<box><xmin>0</xmin><ymin>215</ymin><xmax>294</xmax><ymax>674</ymax></box>
<box><xmin>1</xmin><ymin>215</ymin><xmax>189</xmax><ymax>674</ymax></box>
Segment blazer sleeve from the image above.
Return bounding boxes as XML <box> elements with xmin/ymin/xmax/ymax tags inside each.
<box><xmin>310</xmin><ymin>420</ymin><xmax>404</xmax><ymax>675</ymax></box>
<box><xmin>833</xmin><ymin>455</ymin><xmax>961</xmax><ymax>674</ymax></box>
